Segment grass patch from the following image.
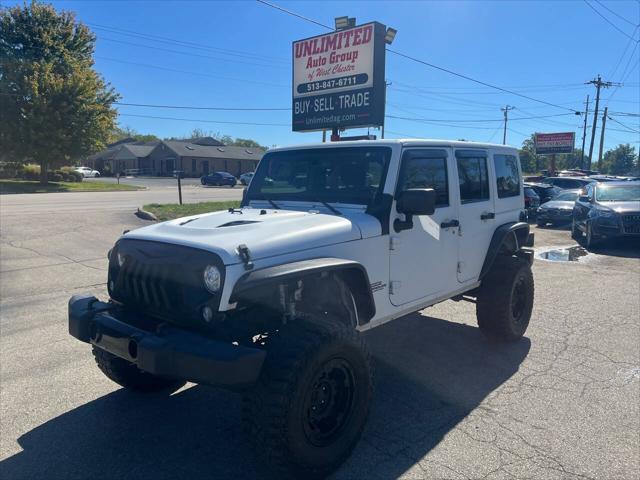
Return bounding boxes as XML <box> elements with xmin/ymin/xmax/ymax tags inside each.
<box><xmin>144</xmin><ymin>200</ymin><xmax>241</xmax><ymax>221</ymax></box>
<box><xmin>0</xmin><ymin>180</ymin><xmax>144</xmax><ymax>194</ymax></box>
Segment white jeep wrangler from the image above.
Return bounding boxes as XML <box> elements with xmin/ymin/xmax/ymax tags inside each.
<box><xmin>69</xmin><ymin>139</ymin><xmax>534</xmax><ymax>478</ymax></box>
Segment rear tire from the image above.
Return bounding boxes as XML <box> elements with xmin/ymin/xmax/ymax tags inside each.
<box><xmin>476</xmin><ymin>256</ymin><xmax>534</xmax><ymax>342</ymax></box>
<box><xmin>536</xmin><ymin>220</ymin><xmax>545</xmax><ymax>227</ymax></box>
<box><xmin>92</xmin><ymin>346</ymin><xmax>185</xmax><ymax>393</ymax></box>
<box><xmin>242</xmin><ymin>317</ymin><xmax>373</xmax><ymax>479</ymax></box>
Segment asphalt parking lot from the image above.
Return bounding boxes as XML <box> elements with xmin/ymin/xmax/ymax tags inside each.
<box><xmin>0</xmin><ymin>195</ymin><xmax>638</xmax><ymax>479</ymax></box>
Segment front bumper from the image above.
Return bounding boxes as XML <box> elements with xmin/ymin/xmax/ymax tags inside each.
<box><xmin>537</xmin><ymin>209</ymin><xmax>573</xmax><ymax>223</ymax></box>
<box><xmin>68</xmin><ymin>295</ymin><xmax>265</xmax><ymax>389</ymax></box>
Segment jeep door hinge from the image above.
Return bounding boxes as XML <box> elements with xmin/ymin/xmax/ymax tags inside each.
<box><xmin>389</xmin><ymin>281</ymin><xmax>402</xmax><ymax>294</ymax></box>
<box><xmin>389</xmin><ymin>236</ymin><xmax>401</xmax><ymax>251</ymax></box>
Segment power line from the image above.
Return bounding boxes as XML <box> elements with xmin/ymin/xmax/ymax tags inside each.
<box><xmin>609</xmin><ymin>25</ymin><xmax>639</xmax><ymax>79</ymax></box>
<box><xmin>607</xmin><ymin>115</ymin><xmax>640</xmax><ymax>134</ymax></box>
<box><xmin>119</xmin><ymin>113</ymin><xmax>289</xmax><ymax>127</ymax></box>
<box><xmin>115</xmin><ymin>102</ymin><xmax>289</xmax><ymax>111</ymax></box>
<box><xmin>256</xmin><ymin>0</ymin><xmax>583</xmax><ymax>114</ymax></box>
<box><xmin>99</xmin><ymin>36</ymin><xmax>283</xmax><ymax>69</ymax></box>
<box><xmin>593</xmin><ymin>0</ymin><xmax>639</xmax><ymax>28</ymax></box>
<box><xmin>95</xmin><ymin>56</ymin><xmax>286</xmax><ymax>88</ymax></box>
<box><xmin>583</xmin><ymin>0</ymin><xmax>640</xmax><ymax>42</ymax></box>
<box><xmin>87</xmin><ymin>22</ymin><xmax>288</xmax><ymax>63</ymax></box>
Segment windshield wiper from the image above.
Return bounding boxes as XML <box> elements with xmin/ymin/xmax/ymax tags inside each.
<box><xmin>314</xmin><ymin>199</ymin><xmax>342</xmax><ymax>215</ymax></box>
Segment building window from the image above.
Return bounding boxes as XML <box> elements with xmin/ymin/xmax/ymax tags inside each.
<box><xmin>493</xmin><ymin>154</ymin><xmax>520</xmax><ymax>198</ymax></box>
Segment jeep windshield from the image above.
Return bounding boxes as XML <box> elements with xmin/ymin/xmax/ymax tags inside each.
<box><xmin>245</xmin><ymin>146</ymin><xmax>391</xmax><ymax>207</ymax></box>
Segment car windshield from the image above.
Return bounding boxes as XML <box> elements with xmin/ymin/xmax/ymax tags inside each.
<box><xmin>596</xmin><ymin>185</ymin><xmax>640</xmax><ymax>202</ymax></box>
<box><xmin>555</xmin><ymin>191</ymin><xmax>579</xmax><ymax>201</ymax></box>
<box><xmin>245</xmin><ymin>146</ymin><xmax>391</xmax><ymax>206</ymax></box>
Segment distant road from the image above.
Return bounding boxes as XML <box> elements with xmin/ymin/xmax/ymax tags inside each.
<box><xmin>0</xmin><ymin>183</ymin><xmax>244</xmax><ymax>217</ymax></box>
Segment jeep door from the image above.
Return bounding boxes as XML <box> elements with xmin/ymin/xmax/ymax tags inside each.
<box><xmin>389</xmin><ymin>148</ymin><xmax>459</xmax><ymax>306</ymax></box>
<box><xmin>454</xmin><ymin>149</ymin><xmax>496</xmax><ymax>283</ymax></box>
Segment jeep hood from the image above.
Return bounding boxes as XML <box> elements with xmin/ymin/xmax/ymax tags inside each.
<box><xmin>124</xmin><ymin>208</ymin><xmax>373</xmax><ymax>265</ymax></box>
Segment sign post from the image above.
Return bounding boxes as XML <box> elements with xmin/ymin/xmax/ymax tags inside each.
<box><xmin>292</xmin><ymin>22</ymin><xmax>387</xmax><ymax>136</ymax></box>
<box><xmin>534</xmin><ymin>132</ymin><xmax>576</xmax><ymax>176</ymax></box>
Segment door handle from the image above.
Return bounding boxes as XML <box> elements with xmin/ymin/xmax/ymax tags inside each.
<box><xmin>440</xmin><ymin>219</ymin><xmax>460</xmax><ymax>229</ymax></box>
<box><xmin>480</xmin><ymin>212</ymin><xmax>495</xmax><ymax>220</ymax></box>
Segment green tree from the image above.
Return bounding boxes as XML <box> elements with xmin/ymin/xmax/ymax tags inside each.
<box><xmin>601</xmin><ymin>144</ymin><xmax>638</xmax><ymax>175</ymax></box>
<box><xmin>0</xmin><ymin>1</ymin><xmax>118</xmax><ymax>183</ymax></box>
<box><xmin>111</xmin><ymin>126</ymin><xmax>159</xmax><ymax>144</ymax></box>
<box><xmin>519</xmin><ymin>135</ymin><xmax>542</xmax><ymax>174</ymax></box>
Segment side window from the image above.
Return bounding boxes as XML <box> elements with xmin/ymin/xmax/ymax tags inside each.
<box><xmin>397</xmin><ymin>151</ymin><xmax>449</xmax><ymax>207</ymax></box>
<box><xmin>456</xmin><ymin>154</ymin><xmax>490</xmax><ymax>203</ymax></box>
<box><xmin>493</xmin><ymin>154</ymin><xmax>520</xmax><ymax>198</ymax></box>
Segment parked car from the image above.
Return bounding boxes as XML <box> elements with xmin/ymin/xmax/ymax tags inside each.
<box><xmin>74</xmin><ymin>166</ymin><xmax>100</xmax><ymax>178</ymax></box>
<box><xmin>572</xmin><ymin>181</ymin><xmax>640</xmax><ymax>248</ymax></box>
<box><xmin>524</xmin><ymin>182</ymin><xmax>562</xmax><ymax>204</ymax></box>
<box><xmin>201</xmin><ymin>171</ymin><xmax>237</xmax><ymax>187</ymax></box>
<box><xmin>542</xmin><ymin>176</ymin><xmax>594</xmax><ymax>190</ymax></box>
<box><xmin>68</xmin><ymin>139</ymin><xmax>535</xmax><ymax>478</ymax></box>
<box><xmin>524</xmin><ymin>186</ymin><xmax>540</xmax><ymax>218</ymax></box>
<box><xmin>240</xmin><ymin>172</ymin><xmax>254</xmax><ymax>185</ymax></box>
<box><xmin>536</xmin><ymin>189</ymin><xmax>580</xmax><ymax>227</ymax></box>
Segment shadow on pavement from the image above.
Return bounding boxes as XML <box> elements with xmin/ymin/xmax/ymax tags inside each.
<box><xmin>0</xmin><ymin>313</ymin><xmax>530</xmax><ymax>480</ymax></box>
<box><xmin>580</xmin><ymin>236</ymin><xmax>640</xmax><ymax>259</ymax></box>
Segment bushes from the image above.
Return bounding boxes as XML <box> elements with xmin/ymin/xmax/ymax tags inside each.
<box><xmin>17</xmin><ymin>164</ymin><xmax>83</xmax><ymax>182</ymax></box>
<box><xmin>22</xmin><ymin>164</ymin><xmax>41</xmax><ymax>180</ymax></box>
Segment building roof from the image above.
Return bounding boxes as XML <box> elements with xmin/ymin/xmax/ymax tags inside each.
<box><xmin>162</xmin><ymin>141</ymin><xmax>264</xmax><ymax>160</ymax></box>
<box><xmin>122</xmin><ymin>143</ymin><xmax>158</xmax><ymax>158</ymax></box>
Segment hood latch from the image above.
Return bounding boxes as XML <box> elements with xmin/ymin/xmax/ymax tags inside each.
<box><xmin>237</xmin><ymin>244</ymin><xmax>254</xmax><ymax>270</ymax></box>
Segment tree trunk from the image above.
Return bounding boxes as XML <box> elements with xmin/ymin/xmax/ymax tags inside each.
<box><xmin>39</xmin><ymin>161</ymin><xmax>48</xmax><ymax>185</ymax></box>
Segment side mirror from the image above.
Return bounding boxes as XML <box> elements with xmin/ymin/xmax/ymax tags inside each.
<box><xmin>394</xmin><ymin>188</ymin><xmax>436</xmax><ymax>232</ymax></box>
<box><xmin>396</xmin><ymin>188</ymin><xmax>436</xmax><ymax>216</ymax></box>
<box><xmin>578</xmin><ymin>195</ymin><xmax>590</xmax><ymax>203</ymax></box>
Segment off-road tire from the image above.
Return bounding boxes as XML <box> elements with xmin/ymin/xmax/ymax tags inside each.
<box><xmin>571</xmin><ymin>219</ymin><xmax>581</xmax><ymax>239</ymax></box>
<box><xmin>92</xmin><ymin>346</ymin><xmax>185</xmax><ymax>393</ymax></box>
<box><xmin>476</xmin><ymin>256</ymin><xmax>534</xmax><ymax>342</ymax></box>
<box><xmin>242</xmin><ymin>316</ymin><xmax>373</xmax><ymax>479</ymax></box>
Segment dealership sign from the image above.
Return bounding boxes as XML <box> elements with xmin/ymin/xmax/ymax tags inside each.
<box><xmin>534</xmin><ymin>132</ymin><xmax>575</xmax><ymax>155</ymax></box>
<box><xmin>292</xmin><ymin>22</ymin><xmax>386</xmax><ymax>132</ymax></box>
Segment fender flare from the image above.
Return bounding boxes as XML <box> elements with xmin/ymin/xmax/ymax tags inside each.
<box><xmin>480</xmin><ymin>222</ymin><xmax>533</xmax><ymax>280</ymax></box>
<box><xmin>230</xmin><ymin>258</ymin><xmax>376</xmax><ymax>324</ymax></box>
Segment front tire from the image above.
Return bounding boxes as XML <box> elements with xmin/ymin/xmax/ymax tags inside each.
<box><xmin>571</xmin><ymin>219</ymin><xmax>581</xmax><ymax>239</ymax></box>
<box><xmin>476</xmin><ymin>256</ymin><xmax>534</xmax><ymax>342</ymax></box>
<box><xmin>92</xmin><ymin>346</ymin><xmax>185</xmax><ymax>393</ymax></box>
<box><xmin>585</xmin><ymin>223</ymin><xmax>601</xmax><ymax>249</ymax></box>
<box><xmin>242</xmin><ymin>318</ymin><xmax>373</xmax><ymax>479</ymax></box>
<box><xmin>536</xmin><ymin>219</ymin><xmax>545</xmax><ymax>227</ymax></box>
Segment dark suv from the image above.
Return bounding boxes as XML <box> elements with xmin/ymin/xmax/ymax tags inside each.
<box><xmin>572</xmin><ymin>182</ymin><xmax>640</xmax><ymax>248</ymax></box>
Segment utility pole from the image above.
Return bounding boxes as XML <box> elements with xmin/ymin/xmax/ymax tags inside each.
<box><xmin>501</xmin><ymin>105</ymin><xmax>515</xmax><ymax>145</ymax></box>
<box><xmin>597</xmin><ymin>107</ymin><xmax>608</xmax><ymax>170</ymax></box>
<box><xmin>586</xmin><ymin>75</ymin><xmax>617</xmax><ymax>166</ymax></box>
<box><xmin>580</xmin><ymin>95</ymin><xmax>589</xmax><ymax>170</ymax></box>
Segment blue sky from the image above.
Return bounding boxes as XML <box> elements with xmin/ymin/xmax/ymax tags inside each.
<box><xmin>12</xmin><ymin>0</ymin><xmax>640</xmax><ymax>151</ymax></box>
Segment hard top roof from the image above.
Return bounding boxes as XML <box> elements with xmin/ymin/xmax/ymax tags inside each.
<box><xmin>269</xmin><ymin>138</ymin><xmax>519</xmax><ymax>152</ymax></box>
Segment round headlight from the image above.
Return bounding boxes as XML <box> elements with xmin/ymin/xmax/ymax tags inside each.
<box><xmin>203</xmin><ymin>265</ymin><xmax>221</xmax><ymax>293</ymax></box>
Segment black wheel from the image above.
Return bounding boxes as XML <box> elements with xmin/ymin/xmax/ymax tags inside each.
<box><xmin>200</xmin><ymin>178</ymin><xmax>206</xmax><ymax>185</ymax></box>
<box><xmin>92</xmin><ymin>346</ymin><xmax>185</xmax><ymax>393</ymax></box>
<box><xmin>476</xmin><ymin>256</ymin><xmax>534</xmax><ymax>342</ymax></box>
<box><xmin>585</xmin><ymin>223</ymin><xmax>601</xmax><ymax>249</ymax></box>
<box><xmin>571</xmin><ymin>219</ymin><xmax>581</xmax><ymax>239</ymax></box>
<box><xmin>242</xmin><ymin>317</ymin><xmax>373</xmax><ymax>479</ymax></box>
<box><xmin>536</xmin><ymin>219</ymin><xmax>545</xmax><ymax>227</ymax></box>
